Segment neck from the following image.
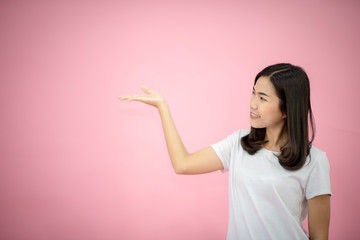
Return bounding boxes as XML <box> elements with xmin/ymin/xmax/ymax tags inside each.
<box><xmin>264</xmin><ymin>126</ymin><xmax>287</xmax><ymax>152</ymax></box>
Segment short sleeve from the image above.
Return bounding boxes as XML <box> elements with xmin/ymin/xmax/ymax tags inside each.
<box><xmin>211</xmin><ymin>130</ymin><xmax>242</xmax><ymax>172</ymax></box>
<box><xmin>305</xmin><ymin>152</ymin><xmax>332</xmax><ymax>199</ymax></box>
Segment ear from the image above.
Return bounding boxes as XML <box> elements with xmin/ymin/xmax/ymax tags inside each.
<box><xmin>282</xmin><ymin>112</ymin><xmax>287</xmax><ymax>119</ymax></box>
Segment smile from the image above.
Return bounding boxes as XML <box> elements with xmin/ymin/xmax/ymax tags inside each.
<box><xmin>250</xmin><ymin>112</ymin><xmax>260</xmax><ymax>119</ymax></box>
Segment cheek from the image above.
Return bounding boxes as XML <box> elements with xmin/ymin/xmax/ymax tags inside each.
<box><xmin>269</xmin><ymin>109</ymin><xmax>285</xmax><ymax>122</ymax></box>
<box><xmin>263</xmin><ymin>106</ymin><xmax>283</xmax><ymax>121</ymax></box>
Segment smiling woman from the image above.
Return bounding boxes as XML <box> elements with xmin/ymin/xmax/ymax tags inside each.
<box><xmin>249</xmin><ymin>76</ymin><xmax>287</xmax><ymax>142</ymax></box>
<box><xmin>242</xmin><ymin>64</ymin><xmax>315</xmax><ymax>171</ymax></box>
<box><xmin>119</xmin><ymin>63</ymin><xmax>331</xmax><ymax>240</ymax></box>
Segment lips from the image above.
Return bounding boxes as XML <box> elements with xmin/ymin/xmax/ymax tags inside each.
<box><xmin>250</xmin><ymin>112</ymin><xmax>260</xmax><ymax>119</ymax></box>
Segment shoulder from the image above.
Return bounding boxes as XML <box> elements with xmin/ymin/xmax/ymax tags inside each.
<box><xmin>232</xmin><ymin>129</ymin><xmax>250</xmax><ymax>138</ymax></box>
<box><xmin>212</xmin><ymin>129</ymin><xmax>250</xmax><ymax>150</ymax></box>
<box><xmin>223</xmin><ymin>129</ymin><xmax>250</xmax><ymax>144</ymax></box>
<box><xmin>309</xmin><ymin>145</ymin><xmax>326</xmax><ymax>157</ymax></box>
<box><xmin>305</xmin><ymin>145</ymin><xmax>329</xmax><ymax>169</ymax></box>
<box><xmin>309</xmin><ymin>145</ymin><xmax>327</xmax><ymax>161</ymax></box>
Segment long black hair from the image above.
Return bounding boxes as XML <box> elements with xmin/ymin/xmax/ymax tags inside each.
<box><xmin>241</xmin><ymin>63</ymin><xmax>315</xmax><ymax>171</ymax></box>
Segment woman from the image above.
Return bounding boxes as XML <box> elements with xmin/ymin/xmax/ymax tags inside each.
<box><xmin>119</xmin><ymin>63</ymin><xmax>331</xmax><ymax>240</ymax></box>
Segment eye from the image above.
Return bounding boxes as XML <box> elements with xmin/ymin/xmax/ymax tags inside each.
<box><xmin>252</xmin><ymin>90</ymin><xmax>255</xmax><ymax>95</ymax></box>
<box><xmin>260</xmin><ymin>96</ymin><xmax>267</xmax><ymax>101</ymax></box>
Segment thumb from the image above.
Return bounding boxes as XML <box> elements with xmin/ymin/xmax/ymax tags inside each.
<box><xmin>140</xmin><ymin>85</ymin><xmax>152</xmax><ymax>94</ymax></box>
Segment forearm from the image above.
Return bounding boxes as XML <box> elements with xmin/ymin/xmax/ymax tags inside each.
<box><xmin>157</xmin><ymin>102</ymin><xmax>189</xmax><ymax>173</ymax></box>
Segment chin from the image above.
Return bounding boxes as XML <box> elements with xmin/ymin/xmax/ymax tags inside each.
<box><xmin>251</xmin><ymin>126</ymin><xmax>266</xmax><ymax>129</ymax></box>
<box><xmin>250</xmin><ymin>122</ymin><xmax>265</xmax><ymax>129</ymax></box>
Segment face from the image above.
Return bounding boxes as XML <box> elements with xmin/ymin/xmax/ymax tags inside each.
<box><xmin>249</xmin><ymin>76</ymin><xmax>286</xmax><ymax>131</ymax></box>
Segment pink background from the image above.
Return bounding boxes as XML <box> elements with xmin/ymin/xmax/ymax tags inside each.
<box><xmin>1</xmin><ymin>1</ymin><xmax>359</xmax><ymax>239</ymax></box>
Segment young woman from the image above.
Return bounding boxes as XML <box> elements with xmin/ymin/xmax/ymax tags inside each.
<box><xmin>119</xmin><ymin>63</ymin><xmax>331</xmax><ymax>240</ymax></box>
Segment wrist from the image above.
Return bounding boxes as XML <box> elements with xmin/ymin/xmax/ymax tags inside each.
<box><xmin>157</xmin><ymin>100</ymin><xmax>169</xmax><ymax>112</ymax></box>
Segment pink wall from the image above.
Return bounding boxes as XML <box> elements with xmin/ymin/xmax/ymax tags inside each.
<box><xmin>1</xmin><ymin>1</ymin><xmax>359</xmax><ymax>239</ymax></box>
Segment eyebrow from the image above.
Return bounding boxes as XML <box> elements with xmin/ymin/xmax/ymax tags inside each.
<box><xmin>253</xmin><ymin>87</ymin><xmax>270</xmax><ymax>98</ymax></box>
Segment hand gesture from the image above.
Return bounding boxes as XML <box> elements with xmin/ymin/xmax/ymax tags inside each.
<box><xmin>118</xmin><ymin>86</ymin><xmax>166</xmax><ymax>108</ymax></box>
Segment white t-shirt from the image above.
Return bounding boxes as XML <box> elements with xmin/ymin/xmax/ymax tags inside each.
<box><xmin>211</xmin><ymin>129</ymin><xmax>332</xmax><ymax>240</ymax></box>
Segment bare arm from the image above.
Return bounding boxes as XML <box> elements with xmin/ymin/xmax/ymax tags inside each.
<box><xmin>308</xmin><ymin>194</ymin><xmax>331</xmax><ymax>240</ymax></box>
<box><xmin>119</xmin><ymin>86</ymin><xmax>224</xmax><ymax>174</ymax></box>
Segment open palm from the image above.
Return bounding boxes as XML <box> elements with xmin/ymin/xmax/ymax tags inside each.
<box><xmin>118</xmin><ymin>86</ymin><xmax>166</xmax><ymax>108</ymax></box>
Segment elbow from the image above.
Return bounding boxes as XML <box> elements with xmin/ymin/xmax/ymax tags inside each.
<box><xmin>174</xmin><ymin>165</ymin><xmax>187</xmax><ymax>174</ymax></box>
<box><xmin>173</xmin><ymin>161</ymin><xmax>188</xmax><ymax>175</ymax></box>
<box><xmin>172</xmin><ymin>155</ymin><xmax>191</xmax><ymax>174</ymax></box>
<box><xmin>174</xmin><ymin>169</ymin><xmax>183</xmax><ymax>174</ymax></box>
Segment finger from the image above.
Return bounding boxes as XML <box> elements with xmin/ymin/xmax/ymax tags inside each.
<box><xmin>140</xmin><ymin>85</ymin><xmax>152</xmax><ymax>94</ymax></box>
<box><xmin>118</xmin><ymin>96</ymin><xmax>130</xmax><ymax>100</ymax></box>
<box><xmin>128</xmin><ymin>95</ymin><xmax>148</xmax><ymax>101</ymax></box>
<box><xmin>118</xmin><ymin>95</ymin><xmax>141</xmax><ymax>101</ymax></box>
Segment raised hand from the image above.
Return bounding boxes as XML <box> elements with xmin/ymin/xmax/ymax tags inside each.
<box><xmin>118</xmin><ymin>86</ymin><xmax>166</xmax><ymax>108</ymax></box>
<box><xmin>118</xmin><ymin>85</ymin><xmax>223</xmax><ymax>174</ymax></box>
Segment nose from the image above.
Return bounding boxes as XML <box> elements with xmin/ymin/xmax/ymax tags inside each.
<box><xmin>250</xmin><ymin>94</ymin><xmax>257</xmax><ymax>110</ymax></box>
